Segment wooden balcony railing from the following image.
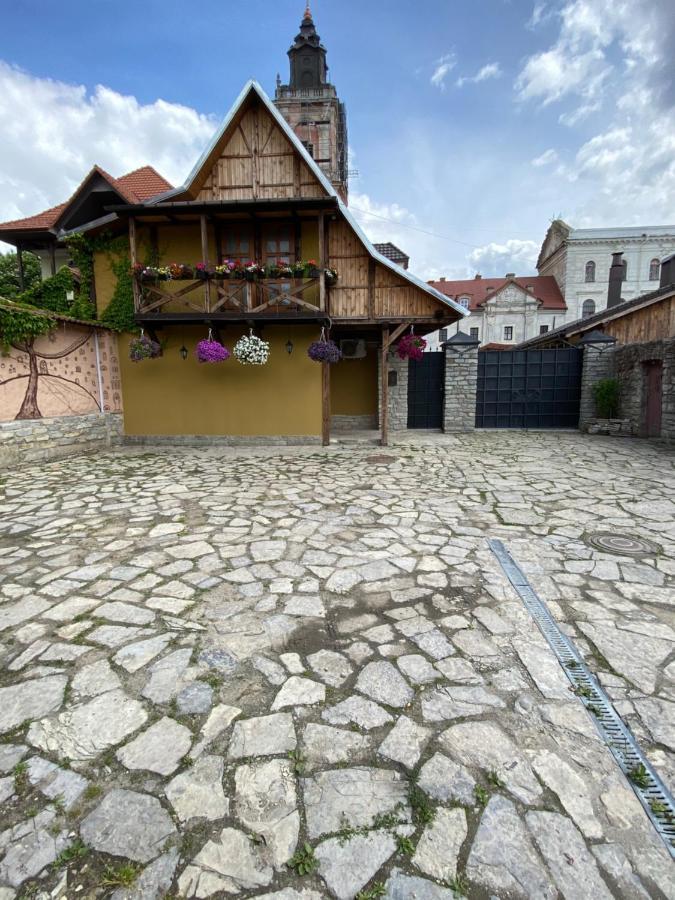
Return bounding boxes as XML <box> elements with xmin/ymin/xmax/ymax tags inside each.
<box><xmin>134</xmin><ymin>276</ymin><xmax>325</xmax><ymax>318</ymax></box>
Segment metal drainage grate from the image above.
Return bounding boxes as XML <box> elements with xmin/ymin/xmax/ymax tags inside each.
<box><xmin>586</xmin><ymin>531</ymin><xmax>661</xmax><ymax>557</ymax></box>
<box><xmin>489</xmin><ymin>538</ymin><xmax>675</xmax><ymax>858</ymax></box>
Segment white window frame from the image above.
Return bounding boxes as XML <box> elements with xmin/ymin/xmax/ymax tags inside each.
<box><xmin>503</xmin><ymin>325</ymin><xmax>514</xmax><ymax>341</ymax></box>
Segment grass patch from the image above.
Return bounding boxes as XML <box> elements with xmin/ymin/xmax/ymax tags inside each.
<box><xmin>396</xmin><ymin>834</ymin><xmax>415</xmax><ymax>856</ymax></box>
<box><xmin>287</xmin><ymin>749</ymin><xmax>306</xmax><ymax>776</ymax></box>
<box><xmin>448</xmin><ymin>873</ymin><xmax>469</xmax><ymax>897</ymax></box>
<box><xmin>408</xmin><ymin>782</ymin><xmax>435</xmax><ymax>825</ymax></box>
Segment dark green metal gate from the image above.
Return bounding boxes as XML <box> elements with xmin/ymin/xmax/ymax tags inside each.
<box><xmin>475</xmin><ymin>348</ymin><xmax>582</xmax><ymax>428</ymax></box>
<box><xmin>407</xmin><ymin>353</ymin><xmax>444</xmax><ymax>428</ymax></box>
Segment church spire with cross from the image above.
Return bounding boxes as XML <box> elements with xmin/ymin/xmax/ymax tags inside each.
<box><xmin>274</xmin><ymin>4</ymin><xmax>349</xmax><ymax>201</ymax></box>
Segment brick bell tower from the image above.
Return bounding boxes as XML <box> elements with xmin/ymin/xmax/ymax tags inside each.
<box><xmin>274</xmin><ymin>3</ymin><xmax>349</xmax><ymax>202</ymax></box>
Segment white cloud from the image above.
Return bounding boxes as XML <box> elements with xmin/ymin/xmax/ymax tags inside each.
<box><xmin>531</xmin><ymin>148</ymin><xmax>558</xmax><ymax>167</ymax></box>
<box><xmin>526</xmin><ymin>2</ymin><xmax>553</xmax><ymax>30</ymax></box>
<box><xmin>468</xmin><ymin>240</ymin><xmax>540</xmax><ymax>276</ymax></box>
<box><xmin>430</xmin><ymin>54</ymin><xmax>456</xmax><ymax>91</ymax></box>
<box><xmin>456</xmin><ymin>63</ymin><xmax>502</xmax><ymax>88</ymax></box>
<box><xmin>0</xmin><ymin>62</ymin><xmax>216</xmax><ymax>227</ymax></box>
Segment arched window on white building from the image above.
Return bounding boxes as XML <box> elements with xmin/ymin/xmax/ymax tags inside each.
<box><xmin>585</xmin><ymin>261</ymin><xmax>595</xmax><ymax>282</ymax></box>
<box><xmin>582</xmin><ymin>298</ymin><xmax>595</xmax><ymax>318</ymax></box>
<box><xmin>649</xmin><ymin>258</ymin><xmax>660</xmax><ymax>281</ymax></box>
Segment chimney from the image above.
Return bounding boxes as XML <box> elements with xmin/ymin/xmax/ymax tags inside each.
<box><xmin>607</xmin><ymin>252</ymin><xmax>624</xmax><ymax>307</ymax></box>
<box><xmin>474</xmin><ymin>273</ymin><xmax>482</xmax><ymax>279</ymax></box>
<box><xmin>660</xmin><ymin>252</ymin><xmax>675</xmax><ymax>288</ymax></box>
<box><xmin>439</xmin><ymin>276</ymin><xmax>446</xmax><ymax>282</ymax></box>
<box><xmin>505</xmin><ymin>272</ymin><xmax>515</xmax><ymax>279</ymax></box>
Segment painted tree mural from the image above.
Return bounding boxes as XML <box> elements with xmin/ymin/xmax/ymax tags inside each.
<box><xmin>0</xmin><ymin>325</ymin><xmax>122</xmax><ymax>421</ymax></box>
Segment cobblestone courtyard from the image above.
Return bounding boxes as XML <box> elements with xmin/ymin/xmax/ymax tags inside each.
<box><xmin>0</xmin><ymin>432</ymin><xmax>674</xmax><ymax>899</ymax></box>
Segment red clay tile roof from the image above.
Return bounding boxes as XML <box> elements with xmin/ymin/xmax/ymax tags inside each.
<box><xmin>0</xmin><ymin>165</ymin><xmax>172</xmax><ymax>234</ymax></box>
<box><xmin>427</xmin><ymin>275</ymin><xmax>566</xmax><ymax>311</ymax></box>
<box><xmin>114</xmin><ymin>166</ymin><xmax>173</xmax><ymax>202</ymax></box>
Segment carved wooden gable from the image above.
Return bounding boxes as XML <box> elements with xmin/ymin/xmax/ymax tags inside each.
<box><xmin>193</xmin><ymin>98</ymin><xmax>327</xmax><ymax>203</ymax></box>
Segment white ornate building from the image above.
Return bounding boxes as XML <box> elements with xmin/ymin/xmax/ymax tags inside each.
<box><xmin>537</xmin><ymin>221</ymin><xmax>675</xmax><ymax>321</ymax></box>
<box><xmin>424</xmin><ymin>274</ymin><xmax>566</xmax><ymax>349</ymax></box>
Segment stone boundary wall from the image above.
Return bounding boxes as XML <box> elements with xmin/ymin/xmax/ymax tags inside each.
<box><xmin>0</xmin><ymin>412</ymin><xmax>123</xmax><ymax>468</ymax></box>
<box><xmin>331</xmin><ymin>414</ymin><xmax>377</xmax><ymax>431</ymax></box>
<box><xmin>444</xmin><ymin>347</ymin><xmax>477</xmax><ymax>432</ymax></box>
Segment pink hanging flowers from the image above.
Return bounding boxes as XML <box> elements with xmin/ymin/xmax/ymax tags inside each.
<box><xmin>396</xmin><ymin>333</ymin><xmax>427</xmax><ymax>361</ymax></box>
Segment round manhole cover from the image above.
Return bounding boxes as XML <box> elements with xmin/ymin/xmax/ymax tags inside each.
<box><xmin>587</xmin><ymin>532</ymin><xmax>661</xmax><ymax>557</ymax></box>
<box><xmin>365</xmin><ymin>454</ymin><xmax>397</xmax><ymax>465</ymax></box>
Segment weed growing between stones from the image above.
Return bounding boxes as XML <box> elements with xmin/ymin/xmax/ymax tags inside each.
<box><xmin>287</xmin><ymin>748</ymin><xmax>307</xmax><ymax>775</ymax></box>
<box><xmin>356</xmin><ymin>884</ymin><xmax>386</xmax><ymax>900</ymax></box>
<box><xmin>474</xmin><ymin>784</ymin><xmax>489</xmax><ymax>807</ymax></box>
<box><xmin>448</xmin><ymin>873</ymin><xmax>469</xmax><ymax>897</ymax></box>
<box><xmin>101</xmin><ymin>862</ymin><xmax>140</xmax><ymax>887</ymax></box>
<box><xmin>52</xmin><ymin>839</ymin><xmax>88</xmax><ymax>870</ymax></box>
<box><xmin>287</xmin><ymin>843</ymin><xmax>319</xmax><ymax>876</ymax></box>
<box><xmin>396</xmin><ymin>834</ymin><xmax>415</xmax><ymax>856</ymax></box>
<box><xmin>408</xmin><ymin>780</ymin><xmax>436</xmax><ymax>825</ymax></box>
<box><xmin>13</xmin><ymin>761</ymin><xmax>29</xmax><ymax>793</ymax></box>
<box><xmin>82</xmin><ymin>784</ymin><xmax>103</xmax><ymax>801</ymax></box>
<box><xmin>486</xmin><ymin>770</ymin><xmax>504</xmax><ymax>790</ymax></box>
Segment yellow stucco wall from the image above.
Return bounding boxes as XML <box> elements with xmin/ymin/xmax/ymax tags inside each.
<box><xmin>330</xmin><ymin>349</ymin><xmax>378</xmax><ymax>415</ymax></box>
<box><xmin>118</xmin><ymin>326</ymin><xmax>322</xmax><ymax>436</ymax></box>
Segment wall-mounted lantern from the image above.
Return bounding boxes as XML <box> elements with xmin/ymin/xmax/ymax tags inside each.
<box><xmin>443</xmin><ymin>330</ymin><xmax>480</xmax><ymax>356</ymax></box>
<box><xmin>286</xmin><ymin>339</ymin><xmax>294</xmax><ymax>355</ymax></box>
<box><xmin>179</xmin><ymin>345</ymin><xmax>188</xmax><ymax>361</ymax></box>
<box><xmin>577</xmin><ymin>329</ymin><xmax>617</xmax><ymax>353</ymax></box>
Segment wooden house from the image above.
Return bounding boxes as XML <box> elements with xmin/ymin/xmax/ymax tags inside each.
<box><xmin>69</xmin><ymin>81</ymin><xmax>466</xmax><ymax>444</ymax></box>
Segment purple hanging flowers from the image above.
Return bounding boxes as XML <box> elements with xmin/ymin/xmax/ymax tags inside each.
<box><xmin>196</xmin><ymin>330</ymin><xmax>230</xmax><ymax>363</ymax></box>
<box><xmin>307</xmin><ymin>327</ymin><xmax>342</xmax><ymax>363</ymax></box>
<box><xmin>129</xmin><ymin>333</ymin><xmax>162</xmax><ymax>362</ymax></box>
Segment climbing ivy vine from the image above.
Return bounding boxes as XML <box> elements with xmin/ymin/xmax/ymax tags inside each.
<box><xmin>65</xmin><ymin>232</ymin><xmax>137</xmax><ymax>332</ymax></box>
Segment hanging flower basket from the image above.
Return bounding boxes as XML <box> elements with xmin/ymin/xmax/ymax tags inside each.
<box><xmin>396</xmin><ymin>333</ymin><xmax>427</xmax><ymax>361</ymax></box>
<box><xmin>196</xmin><ymin>333</ymin><xmax>230</xmax><ymax>363</ymax></box>
<box><xmin>324</xmin><ymin>267</ymin><xmax>338</xmax><ymax>286</ymax></box>
<box><xmin>308</xmin><ymin>328</ymin><xmax>342</xmax><ymax>364</ymax></box>
<box><xmin>129</xmin><ymin>334</ymin><xmax>162</xmax><ymax>362</ymax></box>
<box><xmin>233</xmin><ymin>333</ymin><xmax>270</xmax><ymax>366</ymax></box>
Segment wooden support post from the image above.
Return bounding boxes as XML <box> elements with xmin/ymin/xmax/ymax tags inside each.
<box><xmin>322</xmin><ymin>361</ymin><xmax>330</xmax><ymax>447</ymax></box>
<box><xmin>381</xmin><ymin>326</ymin><xmax>389</xmax><ymax>447</ymax></box>
<box><xmin>49</xmin><ymin>243</ymin><xmax>56</xmax><ymax>276</ymax></box>
<box><xmin>128</xmin><ymin>219</ymin><xmax>140</xmax><ymax>312</ymax></box>
<box><xmin>318</xmin><ymin>212</ymin><xmax>326</xmax><ymax>311</ymax></box>
<box><xmin>200</xmin><ymin>214</ymin><xmax>211</xmax><ymax>313</ymax></box>
<box><xmin>16</xmin><ymin>243</ymin><xmax>25</xmax><ymax>291</ymax></box>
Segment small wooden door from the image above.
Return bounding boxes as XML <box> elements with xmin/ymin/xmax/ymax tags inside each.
<box><xmin>643</xmin><ymin>360</ymin><xmax>663</xmax><ymax>437</ymax></box>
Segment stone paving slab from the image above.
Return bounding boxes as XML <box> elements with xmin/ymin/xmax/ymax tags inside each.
<box><xmin>0</xmin><ymin>432</ymin><xmax>673</xmax><ymax>898</ymax></box>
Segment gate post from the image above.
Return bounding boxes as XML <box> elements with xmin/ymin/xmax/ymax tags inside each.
<box><xmin>443</xmin><ymin>343</ymin><xmax>478</xmax><ymax>432</ymax></box>
<box><xmin>579</xmin><ymin>346</ymin><xmax>616</xmax><ymax>431</ymax></box>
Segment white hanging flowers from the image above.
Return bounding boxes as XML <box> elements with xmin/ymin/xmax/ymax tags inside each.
<box><xmin>233</xmin><ymin>329</ymin><xmax>270</xmax><ymax>366</ymax></box>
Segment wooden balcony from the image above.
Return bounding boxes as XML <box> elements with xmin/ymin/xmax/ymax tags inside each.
<box><xmin>133</xmin><ymin>275</ymin><xmax>330</xmax><ymax>326</ymax></box>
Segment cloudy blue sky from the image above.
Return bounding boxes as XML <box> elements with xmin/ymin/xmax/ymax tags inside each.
<box><xmin>1</xmin><ymin>0</ymin><xmax>673</xmax><ymax>279</ymax></box>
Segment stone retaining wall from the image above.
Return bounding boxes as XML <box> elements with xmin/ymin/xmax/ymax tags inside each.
<box><xmin>0</xmin><ymin>413</ymin><xmax>123</xmax><ymax>468</ymax></box>
<box><xmin>122</xmin><ymin>434</ymin><xmax>321</xmax><ymax>447</ymax></box>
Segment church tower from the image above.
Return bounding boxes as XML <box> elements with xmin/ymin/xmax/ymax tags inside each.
<box><xmin>274</xmin><ymin>4</ymin><xmax>349</xmax><ymax>201</ymax></box>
